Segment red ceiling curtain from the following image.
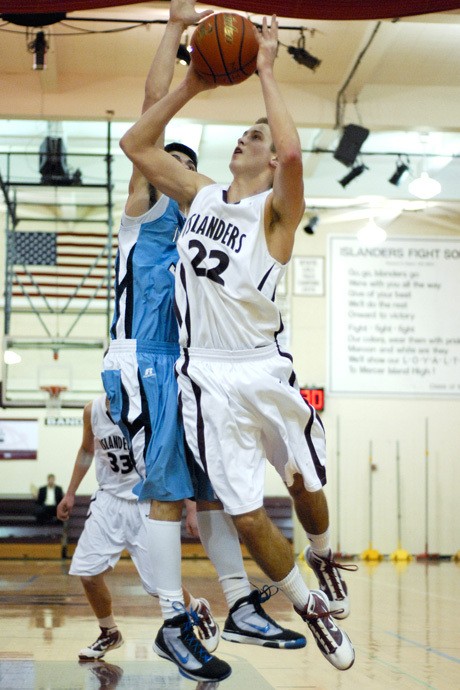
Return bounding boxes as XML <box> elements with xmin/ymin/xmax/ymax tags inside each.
<box><xmin>1</xmin><ymin>1</ymin><xmax>460</xmax><ymax>20</ymax></box>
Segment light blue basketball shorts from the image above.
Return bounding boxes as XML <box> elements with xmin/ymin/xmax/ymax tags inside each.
<box><xmin>102</xmin><ymin>339</ymin><xmax>194</xmax><ymax>503</ymax></box>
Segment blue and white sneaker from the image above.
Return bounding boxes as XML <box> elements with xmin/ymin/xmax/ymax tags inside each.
<box><xmin>153</xmin><ymin>610</ymin><xmax>231</xmax><ymax>683</ymax></box>
<box><xmin>221</xmin><ymin>587</ymin><xmax>306</xmax><ymax>649</ymax></box>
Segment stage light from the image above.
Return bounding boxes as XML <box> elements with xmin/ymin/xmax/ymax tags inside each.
<box><xmin>338</xmin><ymin>162</ymin><xmax>368</xmax><ymax>188</ymax></box>
<box><xmin>177</xmin><ymin>42</ymin><xmax>191</xmax><ymax>66</ymax></box>
<box><xmin>334</xmin><ymin>124</ymin><xmax>370</xmax><ymax>167</ymax></box>
<box><xmin>389</xmin><ymin>157</ymin><xmax>410</xmax><ymax>186</ymax></box>
<box><xmin>287</xmin><ymin>30</ymin><xmax>321</xmax><ymax>71</ymax></box>
<box><xmin>408</xmin><ymin>171</ymin><xmax>441</xmax><ymax>200</ymax></box>
<box><xmin>28</xmin><ymin>30</ymin><xmax>48</xmax><ymax>70</ymax></box>
<box><xmin>303</xmin><ymin>216</ymin><xmax>319</xmax><ymax>235</ymax></box>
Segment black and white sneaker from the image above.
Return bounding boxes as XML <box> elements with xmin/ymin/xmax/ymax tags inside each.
<box><xmin>296</xmin><ymin>590</ymin><xmax>355</xmax><ymax>670</ymax></box>
<box><xmin>191</xmin><ymin>598</ymin><xmax>220</xmax><ymax>653</ymax></box>
<box><xmin>305</xmin><ymin>547</ymin><xmax>357</xmax><ymax>619</ymax></box>
<box><xmin>78</xmin><ymin>628</ymin><xmax>124</xmax><ymax>660</ymax></box>
<box><xmin>153</xmin><ymin>611</ymin><xmax>231</xmax><ymax>683</ymax></box>
<box><xmin>221</xmin><ymin>587</ymin><xmax>306</xmax><ymax>649</ymax></box>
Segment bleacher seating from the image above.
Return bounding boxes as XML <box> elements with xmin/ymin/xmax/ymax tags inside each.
<box><xmin>0</xmin><ymin>494</ymin><xmax>293</xmax><ymax>559</ymax></box>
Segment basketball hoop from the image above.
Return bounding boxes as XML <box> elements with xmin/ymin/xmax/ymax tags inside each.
<box><xmin>41</xmin><ymin>385</ymin><xmax>67</xmax><ymax>418</ymax></box>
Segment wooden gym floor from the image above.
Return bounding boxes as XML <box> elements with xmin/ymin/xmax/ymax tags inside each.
<box><xmin>0</xmin><ymin>555</ymin><xmax>459</xmax><ymax>690</ymax></box>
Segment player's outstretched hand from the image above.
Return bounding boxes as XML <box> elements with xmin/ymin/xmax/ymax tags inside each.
<box><xmin>170</xmin><ymin>0</ymin><xmax>214</xmax><ymax>30</ymax></box>
<box><xmin>254</xmin><ymin>15</ymin><xmax>278</xmax><ymax>74</ymax></box>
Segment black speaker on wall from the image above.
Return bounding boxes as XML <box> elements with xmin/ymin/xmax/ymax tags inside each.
<box><xmin>333</xmin><ymin>124</ymin><xmax>370</xmax><ymax>167</ymax></box>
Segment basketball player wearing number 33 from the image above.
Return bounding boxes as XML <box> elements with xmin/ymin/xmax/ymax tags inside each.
<box><xmin>57</xmin><ymin>395</ymin><xmax>220</xmax><ymax>663</ymax></box>
<box><xmin>121</xmin><ymin>14</ymin><xmax>356</xmax><ymax>671</ymax></box>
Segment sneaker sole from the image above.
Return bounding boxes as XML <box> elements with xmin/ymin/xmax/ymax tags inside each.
<box><xmin>221</xmin><ymin>631</ymin><xmax>306</xmax><ymax>649</ymax></box>
<box><xmin>78</xmin><ymin>638</ymin><xmax>124</xmax><ymax>660</ymax></box>
<box><xmin>153</xmin><ymin>643</ymin><xmax>232</xmax><ymax>682</ymax></box>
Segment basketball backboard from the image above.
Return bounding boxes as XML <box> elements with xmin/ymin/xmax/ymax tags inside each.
<box><xmin>1</xmin><ymin>336</ymin><xmax>107</xmax><ymax>408</ymax></box>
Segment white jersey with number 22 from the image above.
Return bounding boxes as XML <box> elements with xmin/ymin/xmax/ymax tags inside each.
<box><xmin>175</xmin><ymin>184</ymin><xmax>286</xmax><ymax>350</ymax></box>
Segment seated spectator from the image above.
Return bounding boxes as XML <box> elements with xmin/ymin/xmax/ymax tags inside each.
<box><xmin>36</xmin><ymin>474</ymin><xmax>63</xmax><ymax>524</ymax></box>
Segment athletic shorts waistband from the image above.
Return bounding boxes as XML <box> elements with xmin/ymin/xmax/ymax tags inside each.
<box><xmin>108</xmin><ymin>339</ymin><xmax>180</xmax><ymax>355</ymax></box>
<box><xmin>181</xmin><ymin>342</ymin><xmax>278</xmax><ymax>362</ymax></box>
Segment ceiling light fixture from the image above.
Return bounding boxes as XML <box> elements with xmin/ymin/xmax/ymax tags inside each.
<box><xmin>287</xmin><ymin>29</ymin><xmax>321</xmax><ymax>71</ymax></box>
<box><xmin>303</xmin><ymin>216</ymin><xmax>320</xmax><ymax>235</ymax></box>
<box><xmin>3</xmin><ymin>350</ymin><xmax>22</xmax><ymax>365</ymax></box>
<box><xmin>356</xmin><ymin>218</ymin><xmax>387</xmax><ymax>246</ymax></box>
<box><xmin>388</xmin><ymin>156</ymin><xmax>410</xmax><ymax>186</ymax></box>
<box><xmin>334</xmin><ymin>124</ymin><xmax>370</xmax><ymax>167</ymax></box>
<box><xmin>27</xmin><ymin>29</ymin><xmax>48</xmax><ymax>70</ymax></box>
<box><xmin>338</xmin><ymin>162</ymin><xmax>368</xmax><ymax>188</ymax></box>
<box><xmin>408</xmin><ymin>171</ymin><xmax>441</xmax><ymax>200</ymax></box>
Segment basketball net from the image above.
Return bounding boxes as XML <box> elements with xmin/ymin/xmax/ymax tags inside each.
<box><xmin>41</xmin><ymin>385</ymin><xmax>67</xmax><ymax>419</ymax></box>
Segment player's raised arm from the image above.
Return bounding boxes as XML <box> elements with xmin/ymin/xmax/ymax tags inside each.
<box><xmin>120</xmin><ymin>60</ymin><xmax>215</xmax><ymax>209</ymax></box>
<box><xmin>126</xmin><ymin>0</ymin><xmax>213</xmax><ymax>216</ymax></box>
<box><xmin>57</xmin><ymin>402</ymin><xmax>95</xmax><ymax>521</ymax></box>
<box><xmin>256</xmin><ymin>16</ymin><xmax>305</xmax><ymax>263</ymax></box>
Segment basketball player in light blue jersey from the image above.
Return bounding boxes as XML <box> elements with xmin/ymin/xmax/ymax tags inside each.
<box><xmin>102</xmin><ymin>1</ymin><xmax>305</xmax><ymax>683</ymax></box>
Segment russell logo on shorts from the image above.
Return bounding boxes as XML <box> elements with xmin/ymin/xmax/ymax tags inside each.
<box><xmin>143</xmin><ymin>368</ymin><xmax>156</xmax><ymax>378</ymax></box>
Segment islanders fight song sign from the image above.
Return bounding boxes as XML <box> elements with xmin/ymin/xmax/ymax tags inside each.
<box><xmin>328</xmin><ymin>236</ymin><xmax>460</xmax><ymax>397</ymax></box>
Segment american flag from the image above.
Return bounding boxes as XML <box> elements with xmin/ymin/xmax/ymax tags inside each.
<box><xmin>11</xmin><ymin>229</ymin><xmax>117</xmax><ymax>302</ymax></box>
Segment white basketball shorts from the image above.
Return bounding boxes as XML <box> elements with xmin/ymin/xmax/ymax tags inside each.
<box><xmin>176</xmin><ymin>342</ymin><xmax>327</xmax><ymax>515</ymax></box>
<box><xmin>69</xmin><ymin>490</ymin><xmax>156</xmax><ymax>595</ymax></box>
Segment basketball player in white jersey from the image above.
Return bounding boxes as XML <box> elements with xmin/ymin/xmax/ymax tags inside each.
<box><xmin>120</xmin><ymin>15</ymin><xmax>356</xmax><ymax>671</ymax></box>
<box><xmin>57</xmin><ymin>395</ymin><xmax>219</xmax><ymax>662</ymax></box>
<box><xmin>103</xmin><ymin>1</ymin><xmax>305</xmax><ymax>682</ymax></box>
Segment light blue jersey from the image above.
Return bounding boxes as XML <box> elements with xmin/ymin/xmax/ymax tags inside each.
<box><xmin>110</xmin><ymin>194</ymin><xmax>184</xmax><ymax>342</ymax></box>
<box><xmin>103</xmin><ymin>194</ymin><xmax>196</xmax><ymax>502</ymax></box>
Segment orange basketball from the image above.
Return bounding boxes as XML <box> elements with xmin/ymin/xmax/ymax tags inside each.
<box><xmin>190</xmin><ymin>13</ymin><xmax>259</xmax><ymax>86</ymax></box>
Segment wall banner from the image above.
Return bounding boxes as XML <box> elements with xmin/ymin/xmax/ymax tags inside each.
<box><xmin>328</xmin><ymin>236</ymin><xmax>460</xmax><ymax>396</ymax></box>
<box><xmin>0</xmin><ymin>419</ymin><xmax>39</xmax><ymax>459</ymax></box>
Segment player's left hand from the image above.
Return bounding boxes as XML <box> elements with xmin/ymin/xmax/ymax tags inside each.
<box><xmin>184</xmin><ymin>499</ymin><xmax>200</xmax><ymax>538</ymax></box>
<box><xmin>170</xmin><ymin>0</ymin><xmax>214</xmax><ymax>30</ymax></box>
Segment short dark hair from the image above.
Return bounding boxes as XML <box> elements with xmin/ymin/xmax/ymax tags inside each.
<box><xmin>164</xmin><ymin>142</ymin><xmax>198</xmax><ymax>170</ymax></box>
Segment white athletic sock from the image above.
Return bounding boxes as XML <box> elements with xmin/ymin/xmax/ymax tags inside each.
<box><xmin>306</xmin><ymin>528</ymin><xmax>331</xmax><ymax>558</ymax></box>
<box><xmin>274</xmin><ymin>565</ymin><xmax>311</xmax><ymax>610</ymax></box>
<box><xmin>197</xmin><ymin>509</ymin><xmax>251</xmax><ymax>607</ymax></box>
<box><xmin>98</xmin><ymin>614</ymin><xmax>116</xmax><ymax>630</ymax></box>
<box><xmin>146</xmin><ymin>518</ymin><xmax>184</xmax><ymax>619</ymax></box>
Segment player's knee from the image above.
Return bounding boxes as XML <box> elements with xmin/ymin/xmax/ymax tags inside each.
<box><xmin>80</xmin><ymin>575</ymin><xmax>100</xmax><ymax>590</ymax></box>
<box><xmin>287</xmin><ymin>473</ymin><xmax>309</xmax><ymax>500</ymax></box>
<box><xmin>149</xmin><ymin>499</ymin><xmax>183</xmax><ymax>521</ymax></box>
<box><xmin>232</xmin><ymin>508</ymin><xmax>266</xmax><ymax>539</ymax></box>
